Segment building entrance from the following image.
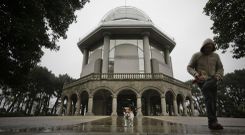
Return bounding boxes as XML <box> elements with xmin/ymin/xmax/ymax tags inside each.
<box><xmin>117</xmin><ymin>90</ymin><xmax>137</xmax><ymax>116</ymax></box>
<box><xmin>93</xmin><ymin>89</ymin><xmax>112</xmax><ymax>115</ymax></box>
<box><xmin>142</xmin><ymin>90</ymin><xmax>161</xmax><ymax>116</ymax></box>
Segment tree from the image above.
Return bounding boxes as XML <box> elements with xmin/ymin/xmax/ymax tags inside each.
<box><xmin>0</xmin><ymin>65</ymin><xmax>75</xmax><ymax>116</ymax></box>
<box><xmin>217</xmin><ymin>69</ymin><xmax>245</xmax><ymax>117</ymax></box>
<box><xmin>188</xmin><ymin>69</ymin><xmax>245</xmax><ymax>118</ymax></box>
<box><xmin>50</xmin><ymin>74</ymin><xmax>75</xmax><ymax>115</ymax></box>
<box><xmin>27</xmin><ymin>66</ymin><xmax>57</xmax><ymax>115</ymax></box>
<box><xmin>185</xmin><ymin>80</ymin><xmax>206</xmax><ymax>116</ymax></box>
<box><xmin>203</xmin><ymin>0</ymin><xmax>245</xmax><ymax>59</ymax></box>
<box><xmin>0</xmin><ymin>0</ymin><xmax>89</xmax><ymax>89</ymax></box>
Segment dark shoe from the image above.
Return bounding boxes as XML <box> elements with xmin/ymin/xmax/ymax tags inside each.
<box><xmin>208</xmin><ymin>122</ymin><xmax>224</xmax><ymax>130</ymax></box>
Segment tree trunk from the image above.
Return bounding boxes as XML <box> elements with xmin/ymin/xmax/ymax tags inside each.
<box><xmin>51</xmin><ymin>96</ymin><xmax>60</xmax><ymax>115</ymax></box>
<box><xmin>195</xmin><ymin>97</ymin><xmax>204</xmax><ymax>115</ymax></box>
<box><xmin>42</xmin><ymin>97</ymin><xmax>47</xmax><ymax>115</ymax></box>
<box><xmin>24</xmin><ymin>98</ymin><xmax>30</xmax><ymax>114</ymax></box>
<box><xmin>2</xmin><ymin>98</ymin><xmax>9</xmax><ymax>109</ymax></box>
<box><xmin>0</xmin><ymin>96</ymin><xmax>3</xmax><ymax>106</ymax></box>
<box><xmin>27</xmin><ymin>99</ymin><xmax>34</xmax><ymax>115</ymax></box>
<box><xmin>36</xmin><ymin>93</ymin><xmax>44</xmax><ymax>115</ymax></box>
<box><xmin>16</xmin><ymin>97</ymin><xmax>23</xmax><ymax>112</ymax></box>
<box><xmin>7</xmin><ymin>93</ymin><xmax>20</xmax><ymax>112</ymax></box>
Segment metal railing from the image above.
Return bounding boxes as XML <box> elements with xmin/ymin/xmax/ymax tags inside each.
<box><xmin>63</xmin><ymin>73</ymin><xmax>190</xmax><ymax>89</ymax></box>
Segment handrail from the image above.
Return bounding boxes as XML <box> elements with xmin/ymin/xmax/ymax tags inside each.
<box><xmin>63</xmin><ymin>73</ymin><xmax>190</xmax><ymax>90</ymax></box>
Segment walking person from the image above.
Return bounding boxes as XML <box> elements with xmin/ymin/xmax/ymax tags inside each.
<box><xmin>187</xmin><ymin>38</ymin><xmax>224</xmax><ymax>130</ymax></box>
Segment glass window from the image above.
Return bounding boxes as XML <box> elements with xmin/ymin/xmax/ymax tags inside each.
<box><xmin>88</xmin><ymin>50</ymin><xmax>93</xmax><ymax>58</ymax></box>
<box><xmin>109</xmin><ymin>48</ymin><xmax>115</xmax><ymax>59</ymax></box>
<box><xmin>108</xmin><ymin>40</ymin><xmax>116</xmax><ymax>73</ymax></box>
<box><xmin>137</xmin><ymin>40</ymin><xmax>144</xmax><ymax>73</ymax></box>
<box><xmin>150</xmin><ymin>45</ymin><xmax>166</xmax><ymax>64</ymax></box>
<box><xmin>116</xmin><ymin>40</ymin><xmax>137</xmax><ymax>46</ymax></box>
<box><xmin>138</xmin><ymin>48</ymin><xmax>144</xmax><ymax>58</ymax></box>
<box><xmin>138</xmin><ymin>40</ymin><xmax>143</xmax><ymax>50</ymax></box>
<box><xmin>110</xmin><ymin>40</ymin><xmax>115</xmax><ymax>50</ymax></box>
<box><xmin>108</xmin><ymin>39</ymin><xmax>145</xmax><ymax>73</ymax></box>
<box><xmin>87</xmin><ymin>45</ymin><xmax>103</xmax><ymax>64</ymax></box>
<box><xmin>160</xmin><ymin>51</ymin><xmax>167</xmax><ymax>64</ymax></box>
<box><xmin>108</xmin><ymin>60</ymin><xmax>114</xmax><ymax>73</ymax></box>
<box><xmin>139</xmin><ymin>58</ymin><xmax>144</xmax><ymax>71</ymax></box>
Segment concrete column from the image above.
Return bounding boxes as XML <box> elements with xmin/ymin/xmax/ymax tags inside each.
<box><xmin>164</xmin><ymin>48</ymin><xmax>170</xmax><ymax>65</ymax></box>
<box><xmin>81</xmin><ymin>49</ymin><xmax>88</xmax><ymax>77</ymax></box>
<box><xmin>111</xmin><ymin>96</ymin><xmax>117</xmax><ymax>116</ymax></box>
<box><xmin>58</xmin><ymin>97</ymin><xmax>64</xmax><ymax>116</ymax></box>
<box><xmin>173</xmin><ymin>96</ymin><xmax>178</xmax><ymax>116</ymax></box>
<box><xmin>71</xmin><ymin>101</ymin><xmax>75</xmax><ymax>115</ymax></box>
<box><xmin>183</xmin><ymin>98</ymin><xmax>187</xmax><ymax>116</ymax></box>
<box><xmin>191</xmin><ymin>99</ymin><xmax>195</xmax><ymax>116</ymax></box>
<box><xmin>161</xmin><ymin>95</ymin><xmax>167</xmax><ymax>116</ymax></box>
<box><xmin>136</xmin><ymin>96</ymin><xmax>143</xmax><ymax>117</ymax></box>
<box><xmin>75</xmin><ymin>94</ymin><xmax>81</xmax><ymax>115</ymax></box>
<box><xmin>82</xmin><ymin>49</ymin><xmax>88</xmax><ymax>67</ymax></box>
<box><xmin>102</xmin><ymin>32</ymin><xmax>110</xmax><ymax>73</ymax></box>
<box><xmin>169</xmin><ymin>57</ymin><xmax>174</xmax><ymax>77</ymax></box>
<box><xmin>142</xmin><ymin>32</ymin><xmax>151</xmax><ymax>73</ymax></box>
<box><xmin>66</xmin><ymin>95</ymin><xmax>72</xmax><ymax>116</ymax></box>
<box><xmin>87</xmin><ymin>95</ymin><xmax>94</xmax><ymax>115</ymax></box>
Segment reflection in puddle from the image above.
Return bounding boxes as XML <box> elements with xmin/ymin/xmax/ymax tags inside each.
<box><xmin>0</xmin><ymin>117</ymin><xmax>245</xmax><ymax>135</ymax></box>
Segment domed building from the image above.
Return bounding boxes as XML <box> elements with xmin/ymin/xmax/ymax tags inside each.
<box><xmin>59</xmin><ymin>6</ymin><xmax>194</xmax><ymax>117</ymax></box>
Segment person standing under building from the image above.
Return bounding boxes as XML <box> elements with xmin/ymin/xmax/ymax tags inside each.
<box><xmin>187</xmin><ymin>38</ymin><xmax>224</xmax><ymax>130</ymax></box>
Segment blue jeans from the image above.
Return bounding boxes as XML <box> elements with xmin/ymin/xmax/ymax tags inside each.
<box><xmin>198</xmin><ymin>78</ymin><xmax>218</xmax><ymax>125</ymax></box>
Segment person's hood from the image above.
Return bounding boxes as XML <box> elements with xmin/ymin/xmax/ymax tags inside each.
<box><xmin>200</xmin><ymin>38</ymin><xmax>216</xmax><ymax>53</ymax></box>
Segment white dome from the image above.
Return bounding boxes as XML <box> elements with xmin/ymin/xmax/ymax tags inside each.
<box><xmin>101</xmin><ymin>6</ymin><xmax>152</xmax><ymax>23</ymax></box>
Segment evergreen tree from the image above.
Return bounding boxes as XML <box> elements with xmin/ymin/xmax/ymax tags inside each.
<box><xmin>0</xmin><ymin>0</ymin><xmax>89</xmax><ymax>89</ymax></box>
<box><xmin>204</xmin><ymin>0</ymin><xmax>245</xmax><ymax>59</ymax></box>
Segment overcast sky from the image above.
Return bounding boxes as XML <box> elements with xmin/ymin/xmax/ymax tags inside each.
<box><xmin>40</xmin><ymin>0</ymin><xmax>245</xmax><ymax>82</ymax></box>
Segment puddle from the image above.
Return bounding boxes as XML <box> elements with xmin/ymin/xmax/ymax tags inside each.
<box><xmin>0</xmin><ymin>117</ymin><xmax>244</xmax><ymax>135</ymax></box>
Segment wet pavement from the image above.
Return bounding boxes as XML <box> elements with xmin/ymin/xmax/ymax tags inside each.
<box><xmin>0</xmin><ymin>116</ymin><xmax>245</xmax><ymax>135</ymax></box>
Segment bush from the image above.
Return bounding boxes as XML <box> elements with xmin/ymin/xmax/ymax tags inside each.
<box><xmin>0</xmin><ymin>110</ymin><xmax>27</xmax><ymax>117</ymax></box>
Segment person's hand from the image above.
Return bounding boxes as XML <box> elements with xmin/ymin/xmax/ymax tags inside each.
<box><xmin>214</xmin><ymin>75</ymin><xmax>221</xmax><ymax>81</ymax></box>
<box><xmin>197</xmin><ymin>75</ymin><xmax>205</xmax><ymax>81</ymax></box>
<box><xmin>192</xmin><ymin>73</ymin><xmax>205</xmax><ymax>83</ymax></box>
<box><xmin>195</xmin><ymin>74</ymin><xmax>205</xmax><ymax>81</ymax></box>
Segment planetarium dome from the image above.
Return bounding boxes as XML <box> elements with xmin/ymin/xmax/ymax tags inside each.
<box><xmin>101</xmin><ymin>6</ymin><xmax>152</xmax><ymax>23</ymax></box>
<box><xmin>61</xmin><ymin>5</ymin><xmax>192</xmax><ymax>118</ymax></box>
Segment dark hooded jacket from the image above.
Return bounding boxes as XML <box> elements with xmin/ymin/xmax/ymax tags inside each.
<box><xmin>187</xmin><ymin>38</ymin><xmax>224</xmax><ymax>80</ymax></box>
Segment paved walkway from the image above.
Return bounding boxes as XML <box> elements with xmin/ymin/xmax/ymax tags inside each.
<box><xmin>147</xmin><ymin>116</ymin><xmax>245</xmax><ymax>127</ymax></box>
<box><xmin>0</xmin><ymin>116</ymin><xmax>244</xmax><ymax>135</ymax></box>
<box><xmin>0</xmin><ymin>116</ymin><xmax>108</xmax><ymax>129</ymax></box>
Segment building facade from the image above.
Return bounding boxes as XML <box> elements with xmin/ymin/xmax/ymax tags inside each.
<box><xmin>59</xmin><ymin>6</ymin><xmax>194</xmax><ymax>117</ymax></box>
